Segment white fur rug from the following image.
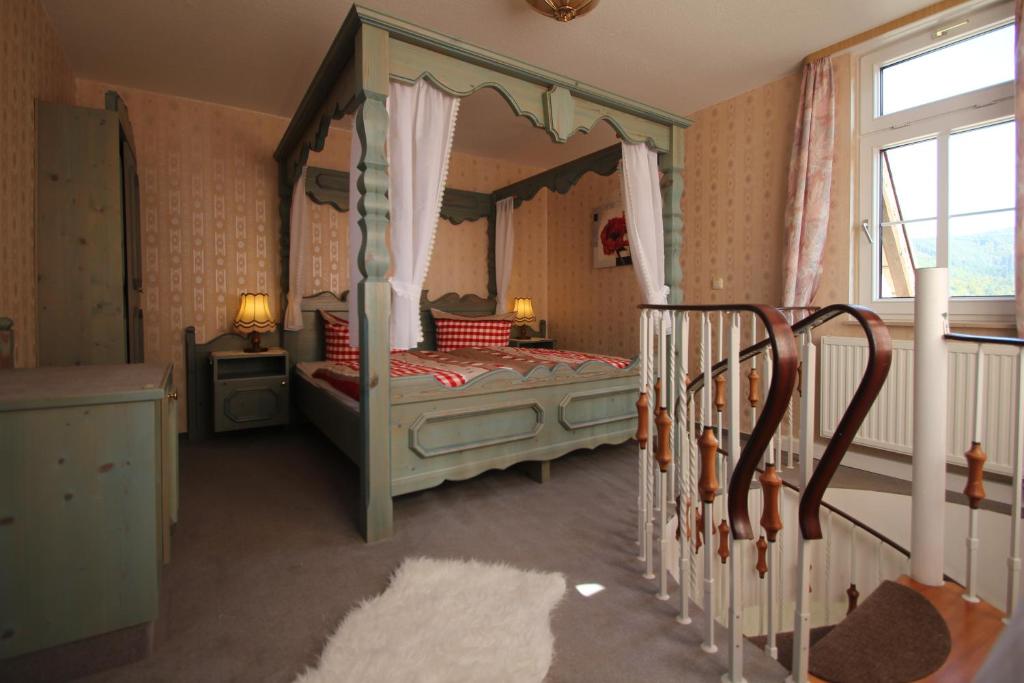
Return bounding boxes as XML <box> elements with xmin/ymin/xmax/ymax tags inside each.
<box><xmin>295</xmin><ymin>557</ymin><xmax>566</xmax><ymax>683</ymax></box>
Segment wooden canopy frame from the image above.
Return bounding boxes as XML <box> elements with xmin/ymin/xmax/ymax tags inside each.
<box><xmin>274</xmin><ymin>4</ymin><xmax>690</xmax><ymax>540</ymax></box>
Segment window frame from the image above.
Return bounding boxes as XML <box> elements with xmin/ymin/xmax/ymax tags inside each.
<box><xmin>855</xmin><ymin>1</ymin><xmax>1015</xmax><ymax>325</ymax></box>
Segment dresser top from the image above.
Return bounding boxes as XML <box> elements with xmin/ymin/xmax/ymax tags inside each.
<box><xmin>0</xmin><ymin>363</ymin><xmax>171</xmax><ymax>411</ymax></box>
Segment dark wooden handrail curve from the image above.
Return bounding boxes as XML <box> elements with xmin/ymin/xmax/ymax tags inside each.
<box><xmin>944</xmin><ymin>332</ymin><xmax>1024</xmax><ymax>347</ymax></box>
<box><xmin>640</xmin><ymin>304</ymin><xmax>798</xmax><ymax>540</ymax></box>
<box><xmin>681</xmin><ymin>304</ymin><xmax>891</xmax><ymax>541</ymax></box>
<box><xmin>797</xmin><ymin>305</ymin><xmax>892</xmax><ymax>539</ymax></box>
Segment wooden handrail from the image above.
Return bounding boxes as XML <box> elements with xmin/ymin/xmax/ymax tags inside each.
<box><xmin>679</xmin><ymin>304</ymin><xmax>891</xmax><ymax>541</ymax></box>
<box><xmin>640</xmin><ymin>304</ymin><xmax>798</xmax><ymax>540</ymax></box>
<box><xmin>799</xmin><ymin>306</ymin><xmax>892</xmax><ymax>539</ymax></box>
<box><xmin>944</xmin><ymin>332</ymin><xmax>1024</xmax><ymax>347</ymax></box>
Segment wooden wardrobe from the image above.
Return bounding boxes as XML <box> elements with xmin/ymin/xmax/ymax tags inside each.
<box><xmin>36</xmin><ymin>91</ymin><xmax>143</xmax><ymax>366</ymax></box>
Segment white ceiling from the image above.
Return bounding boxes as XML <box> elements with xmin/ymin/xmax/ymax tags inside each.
<box><xmin>40</xmin><ymin>0</ymin><xmax>939</xmax><ymax>166</ymax></box>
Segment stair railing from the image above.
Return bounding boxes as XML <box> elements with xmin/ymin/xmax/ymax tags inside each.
<box><xmin>635</xmin><ymin>302</ymin><xmax>892</xmax><ymax>683</ymax></box>
<box><xmin>942</xmin><ymin>331</ymin><xmax>1024</xmax><ymax>618</ymax></box>
<box><xmin>913</xmin><ymin>268</ymin><xmax>1023</xmax><ymax>622</ymax></box>
<box><xmin>637</xmin><ymin>304</ymin><xmax>797</xmax><ymax>682</ymax></box>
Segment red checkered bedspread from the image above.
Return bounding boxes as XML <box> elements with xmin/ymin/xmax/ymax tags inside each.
<box><xmin>310</xmin><ymin>346</ymin><xmax>633</xmax><ymax>399</ymax></box>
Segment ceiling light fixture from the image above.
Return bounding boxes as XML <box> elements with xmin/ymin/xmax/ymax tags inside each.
<box><xmin>525</xmin><ymin>0</ymin><xmax>600</xmax><ymax>23</ymax></box>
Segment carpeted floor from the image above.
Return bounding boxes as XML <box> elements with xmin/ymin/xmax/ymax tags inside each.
<box><xmin>72</xmin><ymin>426</ymin><xmax>787</xmax><ymax>683</ymax></box>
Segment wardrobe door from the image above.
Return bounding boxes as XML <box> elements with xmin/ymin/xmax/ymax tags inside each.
<box><xmin>122</xmin><ymin>139</ymin><xmax>145</xmax><ymax>363</ymax></box>
<box><xmin>36</xmin><ymin>103</ymin><xmax>128</xmax><ymax>366</ymax></box>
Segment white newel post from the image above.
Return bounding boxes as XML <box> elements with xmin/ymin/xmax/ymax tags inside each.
<box><xmin>911</xmin><ymin>267</ymin><xmax>948</xmax><ymax>586</ymax></box>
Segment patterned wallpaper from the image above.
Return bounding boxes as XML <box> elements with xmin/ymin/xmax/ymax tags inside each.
<box><xmin>681</xmin><ymin>56</ymin><xmax>854</xmax><ymax>310</ymax></box>
<box><xmin>681</xmin><ymin>71</ymin><xmax>802</xmax><ymax>307</ymax></box>
<box><xmin>75</xmin><ymin>80</ymin><xmax>548</xmax><ymax>429</ymax></box>
<box><xmin>547</xmin><ymin>171</ymin><xmax>643</xmax><ymax>358</ymax></box>
<box><xmin>0</xmin><ymin>0</ymin><xmax>75</xmax><ymax>367</ymax></box>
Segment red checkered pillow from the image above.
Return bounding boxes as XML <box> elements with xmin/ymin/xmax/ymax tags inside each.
<box><xmin>431</xmin><ymin>309</ymin><xmax>514</xmax><ymax>352</ymax></box>
<box><xmin>320</xmin><ymin>310</ymin><xmax>360</xmax><ymax>363</ymax></box>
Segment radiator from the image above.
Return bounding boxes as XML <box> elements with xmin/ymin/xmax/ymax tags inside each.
<box><xmin>820</xmin><ymin>336</ymin><xmax>1020</xmax><ymax>476</ymax></box>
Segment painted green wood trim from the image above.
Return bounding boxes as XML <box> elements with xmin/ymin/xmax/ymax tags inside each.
<box><xmin>354</xmin><ymin>23</ymin><xmax>394</xmax><ymax>543</ymax></box>
<box><xmin>274</xmin><ymin>8</ymin><xmax>362</xmax><ymax>164</ymax></box>
<box><xmin>660</xmin><ymin>126</ymin><xmax>685</xmax><ymax>304</ymax></box>
<box><xmin>104</xmin><ymin>90</ymin><xmax>136</xmax><ymax>157</ymax></box>
<box><xmin>184</xmin><ymin>325</ymin><xmax>283</xmax><ymax>440</ymax></box>
<box><xmin>441</xmin><ymin>187</ymin><xmax>493</xmax><ymax>225</ymax></box>
<box><xmin>306</xmin><ymin>166</ymin><xmax>350</xmax><ymax>212</ymax></box>
<box><xmin>486</xmin><ymin>206</ymin><xmax>497</xmax><ymax>299</ymax></box>
<box><xmin>492</xmin><ymin>144</ymin><xmax>621</xmax><ymax>207</ymax></box>
<box><xmin>408</xmin><ymin>400</ymin><xmax>544</xmax><ymax>458</ymax></box>
<box><xmin>558</xmin><ymin>386</ymin><xmax>637</xmax><ymax>430</ymax></box>
<box><xmin>353</xmin><ymin>5</ymin><xmax>692</xmax><ymax>130</ymax></box>
<box><xmin>388</xmin><ymin>40</ymin><xmax>672</xmax><ymax>151</ymax></box>
<box><xmin>304</xmin><ymin>166</ymin><xmax>492</xmax><ymax>224</ymax></box>
<box><xmin>275</xmin><ymin>4</ymin><xmax>691</xmax><ymax>169</ymax></box>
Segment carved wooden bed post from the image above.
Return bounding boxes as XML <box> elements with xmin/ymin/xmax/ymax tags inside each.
<box><xmin>353</xmin><ymin>24</ymin><xmax>394</xmax><ymax>542</ymax></box>
<box><xmin>660</xmin><ymin>125</ymin><xmax>684</xmax><ymax>306</ymax></box>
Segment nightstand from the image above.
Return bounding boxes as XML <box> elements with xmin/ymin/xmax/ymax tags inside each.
<box><xmin>509</xmin><ymin>337</ymin><xmax>556</xmax><ymax>349</ymax></box>
<box><xmin>211</xmin><ymin>347</ymin><xmax>289</xmax><ymax>433</ymax></box>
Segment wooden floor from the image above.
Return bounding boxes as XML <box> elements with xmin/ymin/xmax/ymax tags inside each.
<box><xmin>896</xmin><ymin>576</ymin><xmax>1005</xmax><ymax>682</ymax></box>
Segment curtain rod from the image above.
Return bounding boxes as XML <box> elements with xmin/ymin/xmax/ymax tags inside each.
<box><xmin>804</xmin><ymin>0</ymin><xmax>975</xmax><ymax>64</ymax></box>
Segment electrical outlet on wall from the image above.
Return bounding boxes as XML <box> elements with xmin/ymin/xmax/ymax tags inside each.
<box><xmin>711</xmin><ymin>277</ymin><xmax>724</xmax><ymax>290</ymax></box>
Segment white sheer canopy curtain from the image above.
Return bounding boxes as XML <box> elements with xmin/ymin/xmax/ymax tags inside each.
<box><xmin>284</xmin><ymin>167</ymin><xmax>310</xmax><ymax>330</ymax></box>
<box><xmin>620</xmin><ymin>141</ymin><xmax>669</xmax><ymax>305</ymax></box>
<box><xmin>495</xmin><ymin>197</ymin><xmax>515</xmax><ymax>312</ymax></box>
<box><xmin>388</xmin><ymin>79</ymin><xmax>460</xmax><ymax>349</ymax></box>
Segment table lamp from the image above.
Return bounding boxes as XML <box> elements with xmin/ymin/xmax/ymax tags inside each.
<box><xmin>512</xmin><ymin>297</ymin><xmax>536</xmax><ymax>339</ymax></box>
<box><xmin>234</xmin><ymin>292</ymin><xmax>276</xmax><ymax>353</ymax></box>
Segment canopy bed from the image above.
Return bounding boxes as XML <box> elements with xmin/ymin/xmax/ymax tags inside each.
<box><xmin>273</xmin><ymin>5</ymin><xmax>690</xmax><ymax>541</ymax></box>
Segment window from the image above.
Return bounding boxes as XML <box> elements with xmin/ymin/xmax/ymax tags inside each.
<box><xmin>857</xmin><ymin>2</ymin><xmax>1015</xmax><ymax>323</ymax></box>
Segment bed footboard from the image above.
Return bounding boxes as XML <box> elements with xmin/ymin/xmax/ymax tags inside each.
<box><xmin>389</xmin><ymin>370</ymin><xmax>638</xmax><ymax>496</ymax></box>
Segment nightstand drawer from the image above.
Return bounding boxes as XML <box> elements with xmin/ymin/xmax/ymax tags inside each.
<box><xmin>214</xmin><ymin>376</ymin><xmax>289</xmax><ymax>432</ymax></box>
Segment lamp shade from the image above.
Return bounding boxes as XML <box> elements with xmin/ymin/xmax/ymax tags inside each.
<box><xmin>234</xmin><ymin>292</ymin><xmax>276</xmax><ymax>333</ymax></box>
<box><xmin>512</xmin><ymin>297</ymin><xmax>536</xmax><ymax>324</ymax></box>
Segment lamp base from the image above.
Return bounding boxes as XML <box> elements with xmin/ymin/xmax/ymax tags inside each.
<box><xmin>516</xmin><ymin>324</ymin><xmax>533</xmax><ymax>340</ymax></box>
<box><xmin>243</xmin><ymin>331</ymin><xmax>267</xmax><ymax>353</ymax></box>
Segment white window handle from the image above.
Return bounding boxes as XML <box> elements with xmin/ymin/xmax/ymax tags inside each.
<box><xmin>861</xmin><ymin>219</ymin><xmax>874</xmax><ymax>245</ymax></box>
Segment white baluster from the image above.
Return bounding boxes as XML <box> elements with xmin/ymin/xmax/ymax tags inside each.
<box><xmin>764</xmin><ymin>349</ymin><xmax>778</xmax><ymax>660</ymax></box>
<box><xmin>638</xmin><ymin>309</ymin><xmax>648</xmax><ymax>556</ymax></box>
<box><xmin>1007</xmin><ymin>347</ymin><xmax>1024</xmax><ymax>621</ymax></box>
<box><xmin>678</xmin><ymin>312</ymin><xmax>693</xmax><ymax>625</ymax></box>
<box><xmin>825</xmin><ymin>510</ymin><xmax>833</xmax><ymax>625</ymax></box>
<box><xmin>658</xmin><ymin>311</ymin><xmax>671</xmax><ymax>600</ymax></box>
<box><xmin>789</xmin><ymin>330</ymin><xmax>817</xmax><ymax>683</ymax></box>
<box><xmin>701</xmin><ymin>313</ymin><xmax>718</xmax><ymax>654</ymax></box>
<box><xmin>725</xmin><ymin>312</ymin><xmax>745</xmax><ymax>683</ymax></box>
<box><xmin>964</xmin><ymin>345</ymin><xmax>984</xmax><ymax>603</ymax></box>
<box><xmin>644</xmin><ymin>313</ymin><xmax>657</xmax><ymax>580</ymax></box>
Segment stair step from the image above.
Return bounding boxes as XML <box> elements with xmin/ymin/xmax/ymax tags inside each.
<box><xmin>892</xmin><ymin>575</ymin><xmax>1005</xmax><ymax>682</ymax></box>
<box><xmin>750</xmin><ymin>576</ymin><xmax>1005</xmax><ymax>682</ymax></box>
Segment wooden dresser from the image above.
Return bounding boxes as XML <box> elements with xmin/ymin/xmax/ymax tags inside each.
<box><xmin>0</xmin><ymin>363</ymin><xmax>177</xmax><ymax>660</ymax></box>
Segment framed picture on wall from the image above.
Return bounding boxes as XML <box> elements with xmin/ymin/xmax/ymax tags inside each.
<box><xmin>593</xmin><ymin>203</ymin><xmax>631</xmax><ymax>269</ymax></box>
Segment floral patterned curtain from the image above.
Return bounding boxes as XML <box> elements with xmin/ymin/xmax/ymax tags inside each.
<box><xmin>781</xmin><ymin>57</ymin><xmax>835</xmax><ymax>308</ymax></box>
<box><xmin>1016</xmin><ymin>0</ymin><xmax>1023</xmax><ymax>336</ymax></box>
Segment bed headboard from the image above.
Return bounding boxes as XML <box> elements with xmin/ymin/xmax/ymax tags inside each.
<box><xmin>286</xmin><ymin>290</ymin><xmax>497</xmax><ymax>365</ymax></box>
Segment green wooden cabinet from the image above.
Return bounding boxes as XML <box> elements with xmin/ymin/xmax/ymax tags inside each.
<box><xmin>0</xmin><ymin>363</ymin><xmax>177</xmax><ymax>660</ymax></box>
<box><xmin>36</xmin><ymin>91</ymin><xmax>143</xmax><ymax>366</ymax></box>
<box><xmin>211</xmin><ymin>348</ymin><xmax>289</xmax><ymax>432</ymax></box>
